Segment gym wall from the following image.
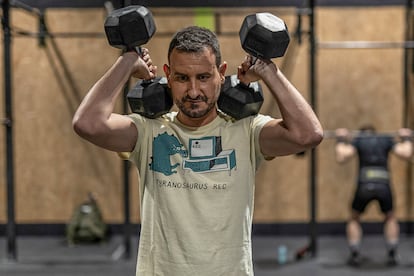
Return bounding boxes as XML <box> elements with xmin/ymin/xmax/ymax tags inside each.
<box><xmin>0</xmin><ymin>6</ymin><xmax>411</xmax><ymax>227</ymax></box>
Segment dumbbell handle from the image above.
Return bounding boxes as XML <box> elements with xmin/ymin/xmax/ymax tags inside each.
<box><xmin>228</xmin><ymin>74</ymin><xmax>261</xmax><ymax>92</ymax></box>
<box><xmin>130</xmin><ymin>46</ymin><xmax>143</xmax><ymax>55</ymax></box>
<box><xmin>250</xmin><ymin>56</ymin><xmax>258</xmax><ymax>66</ymax></box>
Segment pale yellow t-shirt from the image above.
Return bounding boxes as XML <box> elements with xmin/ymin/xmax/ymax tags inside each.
<box><xmin>128</xmin><ymin>112</ymin><xmax>273</xmax><ymax>276</ymax></box>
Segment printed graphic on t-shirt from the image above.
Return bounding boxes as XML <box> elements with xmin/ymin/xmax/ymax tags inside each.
<box><xmin>149</xmin><ymin>132</ymin><xmax>188</xmax><ymax>176</ymax></box>
<box><xmin>150</xmin><ymin>132</ymin><xmax>236</xmax><ymax>176</ymax></box>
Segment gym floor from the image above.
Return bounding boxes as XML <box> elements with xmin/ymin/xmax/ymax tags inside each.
<box><xmin>1</xmin><ymin>235</ymin><xmax>414</xmax><ymax>276</ymax></box>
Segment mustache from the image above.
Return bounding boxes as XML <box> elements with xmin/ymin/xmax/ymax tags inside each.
<box><xmin>181</xmin><ymin>95</ymin><xmax>208</xmax><ymax>102</ymax></box>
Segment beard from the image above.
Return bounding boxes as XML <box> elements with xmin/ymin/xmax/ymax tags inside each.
<box><xmin>175</xmin><ymin>95</ymin><xmax>216</xmax><ymax>118</ymax></box>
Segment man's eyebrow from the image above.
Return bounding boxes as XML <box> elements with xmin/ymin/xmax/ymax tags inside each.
<box><xmin>171</xmin><ymin>71</ymin><xmax>187</xmax><ymax>76</ymax></box>
<box><xmin>197</xmin><ymin>72</ymin><xmax>212</xmax><ymax>76</ymax></box>
<box><xmin>172</xmin><ymin>71</ymin><xmax>212</xmax><ymax>77</ymax></box>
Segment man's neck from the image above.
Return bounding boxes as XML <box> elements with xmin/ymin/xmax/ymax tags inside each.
<box><xmin>176</xmin><ymin>109</ymin><xmax>218</xmax><ymax>128</ymax></box>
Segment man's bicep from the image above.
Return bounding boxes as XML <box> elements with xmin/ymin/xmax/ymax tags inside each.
<box><xmin>94</xmin><ymin>113</ymin><xmax>138</xmax><ymax>153</ymax></box>
<box><xmin>258</xmin><ymin>119</ymin><xmax>304</xmax><ymax>157</ymax></box>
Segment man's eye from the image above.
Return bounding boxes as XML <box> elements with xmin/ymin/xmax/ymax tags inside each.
<box><xmin>175</xmin><ymin>75</ymin><xmax>188</xmax><ymax>82</ymax></box>
<box><xmin>199</xmin><ymin>75</ymin><xmax>210</xmax><ymax>81</ymax></box>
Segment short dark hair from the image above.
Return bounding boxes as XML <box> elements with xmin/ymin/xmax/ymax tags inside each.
<box><xmin>359</xmin><ymin>124</ymin><xmax>376</xmax><ymax>132</ymax></box>
<box><xmin>167</xmin><ymin>26</ymin><xmax>222</xmax><ymax>67</ymax></box>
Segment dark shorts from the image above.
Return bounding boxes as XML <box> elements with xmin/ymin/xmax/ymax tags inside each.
<box><xmin>351</xmin><ymin>181</ymin><xmax>393</xmax><ymax>214</ymax></box>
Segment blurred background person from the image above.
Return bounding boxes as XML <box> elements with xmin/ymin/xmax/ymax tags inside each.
<box><xmin>334</xmin><ymin>125</ymin><xmax>413</xmax><ymax>266</ymax></box>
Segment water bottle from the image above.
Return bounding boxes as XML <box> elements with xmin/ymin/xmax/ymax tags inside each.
<box><xmin>277</xmin><ymin>245</ymin><xmax>288</xmax><ymax>265</ymax></box>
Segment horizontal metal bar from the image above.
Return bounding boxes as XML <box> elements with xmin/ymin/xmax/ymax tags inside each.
<box><xmin>318</xmin><ymin>40</ymin><xmax>414</xmax><ymax>49</ymax></box>
<box><xmin>12</xmin><ymin>30</ymin><xmax>241</xmax><ymax>39</ymax></box>
<box><xmin>10</xmin><ymin>0</ymin><xmax>42</xmax><ymax>15</ymax></box>
<box><xmin>14</xmin><ymin>30</ymin><xmax>106</xmax><ymax>38</ymax></box>
<box><xmin>323</xmin><ymin>130</ymin><xmax>408</xmax><ymax>139</ymax></box>
<box><xmin>152</xmin><ymin>7</ymin><xmax>311</xmax><ymax>16</ymax></box>
<box><xmin>317</xmin><ymin>0</ymin><xmax>407</xmax><ymax>6</ymax></box>
<box><xmin>12</xmin><ymin>26</ymin><xmax>241</xmax><ymax>39</ymax></box>
<box><xmin>318</xmin><ymin>41</ymin><xmax>414</xmax><ymax>49</ymax></box>
<box><xmin>9</xmin><ymin>0</ymin><xmax>410</xmax><ymax>9</ymax></box>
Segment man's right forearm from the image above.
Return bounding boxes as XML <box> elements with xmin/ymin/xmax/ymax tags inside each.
<box><xmin>72</xmin><ymin>53</ymin><xmax>138</xmax><ymax>135</ymax></box>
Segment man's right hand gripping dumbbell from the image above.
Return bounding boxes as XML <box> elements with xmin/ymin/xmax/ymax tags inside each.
<box><xmin>105</xmin><ymin>5</ymin><xmax>173</xmax><ymax>119</ymax></box>
<box><xmin>218</xmin><ymin>12</ymin><xmax>290</xmax><ymax>120</ymax></box>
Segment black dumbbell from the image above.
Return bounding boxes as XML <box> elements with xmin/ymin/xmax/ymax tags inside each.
<box><xmin>217</xmin><ymin>75</ymin><xmax>263</xmax><ymax>120</ymax></box>
<box><xmin>127</xmin><ymin>77</ymin><xmax>173</xmax><ymax>119</ymax></box>
<box><xmin>104</xmin><ymin>5</ymin><xmax>156</xmax><ymax>53</ymax></box>
<box><xmin>239</xmin><ymin>12</ymin><xmax>290</xmax><ymax>60</ymax></box>
<box><xmin>218</xmin><ymin>12</ymin><xmax>290</xmax><ymax>120</ymax></box>
<box><xmin>104</xmin><ymin>6</ymin><xmax>173</xmax><ymax>118</ymax></box>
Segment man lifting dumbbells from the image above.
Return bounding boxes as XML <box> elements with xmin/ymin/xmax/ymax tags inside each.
<box><xmin>335</xmin><ymin>125</ymin><xmax>413</xmax><ymax>267</ymax></box>
<box><xmin>73</xmin><ymin>6</ymin><xmax>323</xmax><ymax>275</ymax></box>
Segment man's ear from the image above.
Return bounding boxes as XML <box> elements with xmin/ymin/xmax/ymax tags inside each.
<box><xmin>163</xmin><ymin>64</ymin><xmax>171</xmax><ymax>87</ymax></box>
<box><xmin>163</xmin><ymin>64</ymin><xmax>170</xmax><ymax>77</ymax></box>
<box><xmin>219</xmin><ymin>62</ymin><xmax>227</xmax><ymax>84</ymax></box>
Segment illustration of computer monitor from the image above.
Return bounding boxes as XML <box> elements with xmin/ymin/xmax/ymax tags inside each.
<box><xmin>188</xmin><ymin>136</ymin><xmax>222</xmax><ymax>159</ymax></box>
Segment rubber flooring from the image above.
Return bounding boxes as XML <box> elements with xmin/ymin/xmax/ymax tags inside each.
<box><xmin>1</xmin><ymin>235</ymin><xmax>414</xmax><ymax>275</ymax></box>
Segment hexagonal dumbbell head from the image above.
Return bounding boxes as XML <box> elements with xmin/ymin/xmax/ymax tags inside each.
<box><xmin>104</xmin><ymin>5</ymin><xmax>156</xmax><ymax>51</ymax></box>
<box><xmin>239</xmin><ymin>12</ymin><xmax>290</xmax><ymax>59</ymax></box>
<box><xmin>127</xmin><ymin>77</ymin><xmax>173</xmax><ymax>119</ymax></box>
<box><xmin>218</xmin><ymin>75</ymin><xmax>264</xmax><ymax>120</ymax></box>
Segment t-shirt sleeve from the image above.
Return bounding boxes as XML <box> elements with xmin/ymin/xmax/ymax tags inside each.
<box><xmin>126</xmin><ymin>113</ymin><xmax>147</xmax><ymax>164</ymax></box>
<box><xmin>251</xmin><ymin>114</ymin><xmax>274</xmax><ymax>169</ymax></box>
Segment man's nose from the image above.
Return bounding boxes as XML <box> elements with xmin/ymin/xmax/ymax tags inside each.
<box><xmin>187</xmin><ymin>80</ymin><xmax>200</xmax><ymax>99</ymax></box>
